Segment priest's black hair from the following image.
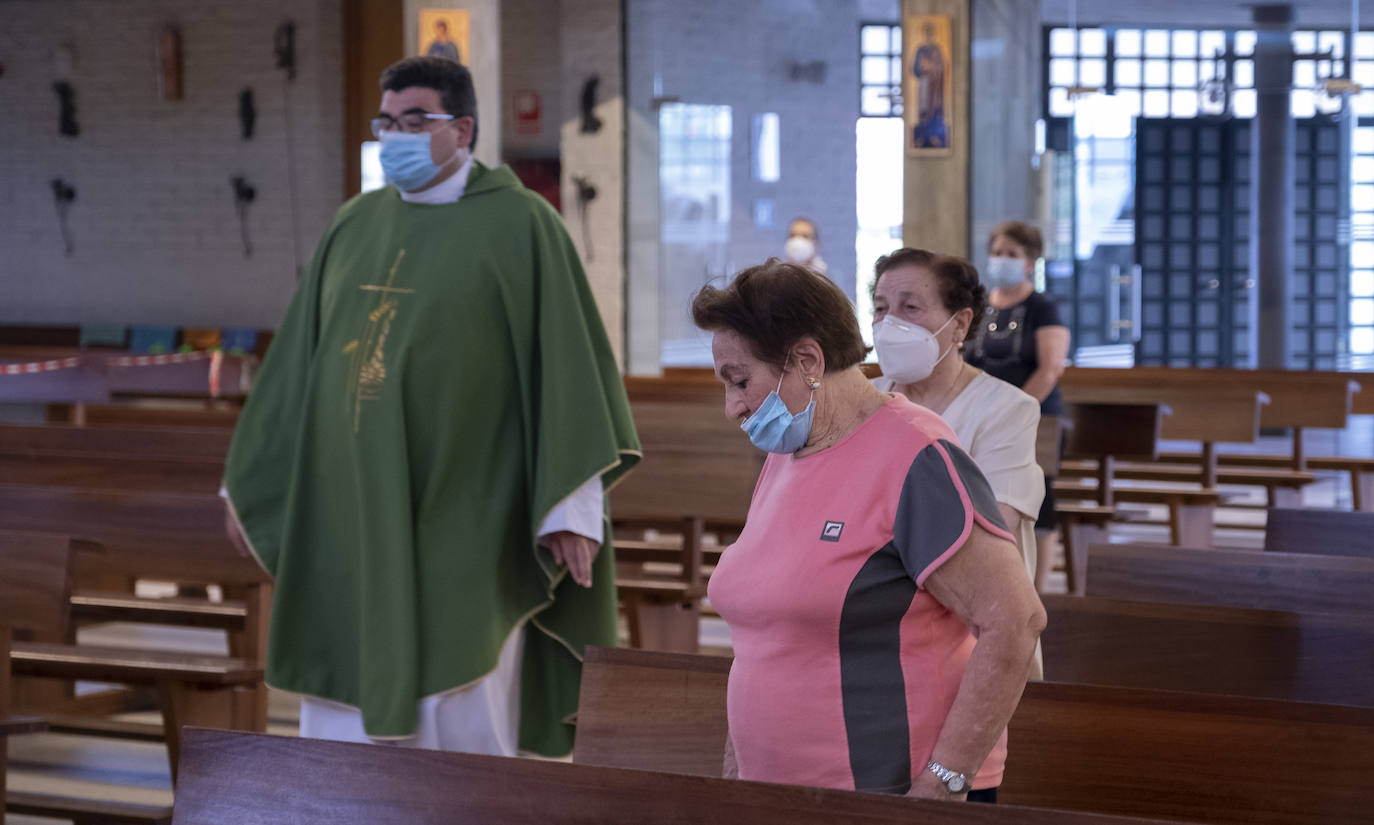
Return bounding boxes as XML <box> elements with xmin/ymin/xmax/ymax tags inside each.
<box><xmin>380</xmin><ymin>56</ymin><xmax>479</xmax><ymax>151</ymax></box>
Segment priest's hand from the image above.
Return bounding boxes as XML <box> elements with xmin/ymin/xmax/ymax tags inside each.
<box><xmin>547</xmin><ymin>531</ymin><xmax>600</xmax><ymax>588</ymax></box>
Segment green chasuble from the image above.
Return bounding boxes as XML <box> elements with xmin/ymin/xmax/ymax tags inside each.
<box><xmin>222</xmin><ymin>163</ymin><xmax>640</xmax><ymax>755</ymax></box>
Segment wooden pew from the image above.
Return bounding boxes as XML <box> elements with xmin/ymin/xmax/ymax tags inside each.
<box><xmin>0</xmin><ymin>452</ymin><xmax>225</xmax><ymax>491</ymax></box>
<box><xmin>1040</xmin><ymin>593</ymin><xmax>1374</xmax><ymax>707</ymax></box>
<box><xmin>1067</xmin><ymin>366</ymin><xmax>1367</xmax><ymax>509</ymax></box>
<box><xmin>1157</xmin><ymin>453</ymin><xmax>1374</xmax><ymax>510</ymax></box>
<box><xmin>1001</xmin><ymin>682</ymin><xmax>1374</xmax><ymax>824</ymax></box>
<box><xmin>574</xmin><ymin>646</ymin><xmax>1374</xmax><ymax>825</ymax></box>
<box><xmin>611</xmin><ymin>377</ymin><xmax>760</xmax><ymax>651</ymax></box>
<box><xmin>1264</xmin><ymin>507</ymin><xmax>1374</xmax><ymax>558</ymax></box>
<box><xmin>1034</xmin><ymin>413</ymin><xmax>1126</xmax><ymax>593</ymax></box>
<box><xmin>70</xmin><ymin>402</ymin><xmax>243</xmax><ymax>429</ymax></box>
<box><xmin>0</xmin><ymin>532</ymin><xmax>69</xmax><ymax>815</ymax></box>
<box><xmin>1059</xmin><ymin>374</ymin><xmax>1271</xmax><ymax>485</ymax></box>
<box><xmin>171</xmin><ymin>727</ymin><xmax>1160</xmax><ymax>825</ymax></box>
<box><xmin>0</xmin><ymin>425</ymin><xmax>253</xmax><ymax>685</ymax></box>
<box><xmin>1064</xmin><ymin>366</ymin><xmax>1357</xmax><ymax>463</ymax></box>
<box><xmin>1349</xmin><ymin>371</ymin><xmax>1374</xmax><ymax>415</ymax></box>
<box><xmin>0</xmin><ymin>423</ymin><xmax>232</xmax><ymax>463</ymax></box>
<box><xmin>1052</xmin><ymin>401</ymin><xmax>1176</xmax><ymax>588</ymax></box>
<box><xmin>0</xmin><ymin>486</ymin><xmax>269</xmax><ymax>774</ymax></box>
<box><xmin>1060</xmin><ymin>369</ymin><xmax>1325</xmax><ymax>509</ymax></box>
<box><xmin>0</xmin><ymin>424</ymin><xmax>228</xmax><ymax>494</ymax></box>
<box><xmin>1085</xmin><ymin>543</ymin><xmax>1374</xmax><ymax>615</ymax></box>
<box><xmin>2</xmin><ymin>531</ymin><xmax>175</xmax><ymax>824</ymax></box>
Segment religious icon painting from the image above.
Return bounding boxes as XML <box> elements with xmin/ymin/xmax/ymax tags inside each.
<box><xmin>417</xmin><ymin>8</ymin><xmax>470</xmax><ymax>66</ymax></box>
<box><xmin>903</xmin><ymin>12</ymin><xmax>953</xmax><ymax>157</ymax></box>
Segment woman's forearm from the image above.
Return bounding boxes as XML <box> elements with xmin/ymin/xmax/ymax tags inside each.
<box><xmin>1021</xmin><ymin>367</ymin><xmax>1061</xmax><ymax>403</ymax></box>
<box><xmin>925</xmin><ymin>617</ymin><xmax>1041</xmax><ymax>780</ymax></box>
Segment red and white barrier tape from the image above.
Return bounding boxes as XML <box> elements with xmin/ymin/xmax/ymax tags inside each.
<box><xmin>109</xmin><ymin>350</ymin><xmax>213</xmax><ymax>368</ymax></box>
<box><xmin>0</xmin><ymin>357</ymin><xmax>83</xmax><ymax>375</ymax></box>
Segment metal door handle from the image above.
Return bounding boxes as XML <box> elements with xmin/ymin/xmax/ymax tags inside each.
<box><xmin>1110</xmin><ymin>265</ymin><xmax>1142</xmax><ymax>343</ymax></box>
<box><xmin>1109</xmin><ymin>264</ymin><xmax>1122</xmax><ymax>343</ymax></box>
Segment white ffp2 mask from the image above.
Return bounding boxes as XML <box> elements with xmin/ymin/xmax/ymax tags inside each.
<box><xmin>873</xmin><ymin>314</ymin><xmax>956</xmax><ymax>384</ymax></box>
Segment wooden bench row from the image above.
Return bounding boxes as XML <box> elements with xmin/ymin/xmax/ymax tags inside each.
<box><xmin>573</xmin><ymin>645</ymin><xmax>1374</xmax><ymax>825</ymax></box>
<box><xmin>172</xmin><ymin>726</ymin><xmax>1157</xmax><ymax>825</ymax></box>
<box><xmin>76</xmin><ymin>536</ymin><xmax>1374</xmax><ymax>825</ymax></box>
<box><xmin>1060</xmin><ymin>366</ymin><xmax>1372</xmax><ymax>510</ymax></box>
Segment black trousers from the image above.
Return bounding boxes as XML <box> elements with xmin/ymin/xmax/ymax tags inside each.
<box><xmin>967</xmin><ymin>787</ymin><xmax>998</xmax><ymax>804</ymax></box>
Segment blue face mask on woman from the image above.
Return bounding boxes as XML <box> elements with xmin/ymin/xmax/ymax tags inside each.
<box><xmin>984</xmin><ymin>256</ymin><xmax>1027</xmax><ymax>290</ymax></box>
<box><xmin>741</xmin><ymin>358</ymin><xmax>816</xmax><ymax>454</ymax></box>
<box><xmin>379</xmin><ymin>131</ymin><xmax>447</xmax><ymax>192</ymax></box>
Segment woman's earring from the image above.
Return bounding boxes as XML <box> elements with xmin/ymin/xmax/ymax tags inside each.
<box><xmin>806</xmin><ymin>376</ymin><xmax>821</xmax><ymax>389</ymax></box>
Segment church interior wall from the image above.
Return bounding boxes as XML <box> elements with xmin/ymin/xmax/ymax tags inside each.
<box><xmin>0</xmin><ymin>0</ymin><xmax>345</xmax><ymax>330</ymax></box>
<box><xmin>624</xmin><ymin>0</ymin><xmax>862</xmax><ymax>370</ymax></box>
<box><xmin>499</xmin><ymin>0</ymin><xmax>565</xmax><ymax>161</ymax></box>
<box><xmin>403</xmin><ymin>0</ymin><xmax>503</xmax><ymax>168</ymax></box>
<box><xmin>555</xmin><ymin>0</ymin><xmax>627</xmax><ymax>364</ymax></box>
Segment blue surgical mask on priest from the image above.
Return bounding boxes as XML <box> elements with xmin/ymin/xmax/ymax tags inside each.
<box><xmin>374</xmin><ymin>85</ymin><xmax>475</xmax><ymax>192</ymax></box>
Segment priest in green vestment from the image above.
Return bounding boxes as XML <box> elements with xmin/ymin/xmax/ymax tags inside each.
<box><xmin>222</xmin><ymin>57</ymin><xmax>640</xmax><ymax>757</ymax></box>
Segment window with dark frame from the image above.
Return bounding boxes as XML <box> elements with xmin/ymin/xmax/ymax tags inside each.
<box><xmin>1045</xmin><ymin>25</ymin><xmax>1373</xmax><ymax>361</ymax></box>
<box><xmin>860</xmin><ymin>23</ymin><xmax>904</xmax><ymax>118</ymax></box>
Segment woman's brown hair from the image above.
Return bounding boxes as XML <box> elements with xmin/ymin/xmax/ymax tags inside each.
<box><xmin>988</xmin><ymin>220</ymin><xmax>1044</xmax><ymax>261</ymax></box>
<box><xmin>871</xmin><ymin>248</ymin><xmax>988</xmax><ymax>342</ymax></box>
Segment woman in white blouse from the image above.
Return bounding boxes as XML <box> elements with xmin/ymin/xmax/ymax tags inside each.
<box><xmin>869</xmin><ymin>248</ymin><xmax>1046</xmax><ymax>679</ymax></box>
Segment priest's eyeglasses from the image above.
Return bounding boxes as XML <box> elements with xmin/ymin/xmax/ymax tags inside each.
<box><xmin>370</xmin><ymin>111</ymin><xmax>456</xmax><ymax>139</ymax></box>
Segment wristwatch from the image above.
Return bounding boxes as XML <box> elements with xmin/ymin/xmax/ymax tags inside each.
<box><xmin>926</xmin><ymin>759</ymin><xmax>970</xmax><ymax>793</ymax></box>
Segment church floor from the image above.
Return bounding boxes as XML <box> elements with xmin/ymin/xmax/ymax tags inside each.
<box><xmin>3</xmin><ymin>421</ymin><xmax>1365</xmax><ymax>822</ymax></box>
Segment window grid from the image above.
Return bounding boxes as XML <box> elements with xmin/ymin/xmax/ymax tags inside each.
<box><xmin>1046</xmin><ymin>25</ymin><xmax>1367</xmax><ymax>363</ymax></box>
<box><xmin>860</xmin><ymin>23</ymin><xmax>904</xmax><ymax>118</ymax></box>
<box><xmin>1353</xmin><ymin>119</ymin><xmax>1374</xmax><ymax>355</ymax></box>
<box><xmin>1045</xmin><ymin>26</ymin><xmax>1352</xmax><ymax>121</ymax></box>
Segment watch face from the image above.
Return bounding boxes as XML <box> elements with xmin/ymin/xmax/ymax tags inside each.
<box><xmin>947</xmin><ymin>775</ymin><xmax>968</xmax><ymax>793</ymax></box>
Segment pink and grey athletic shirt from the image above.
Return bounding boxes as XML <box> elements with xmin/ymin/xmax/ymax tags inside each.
<box><xmin>709</xmin><ymin>394</ymin><xmax>1014</xmax><ymax>794</ymax></box>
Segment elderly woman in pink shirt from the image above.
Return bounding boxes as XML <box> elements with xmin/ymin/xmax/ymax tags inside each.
<box><xmin>692</xmin><ymin>259</ymin><xmax>1045</xmax><ymax>804</ymax></box>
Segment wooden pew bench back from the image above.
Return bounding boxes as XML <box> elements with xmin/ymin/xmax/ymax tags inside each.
<box><xmin>172</xmin><ymin>727</ymin><xmax>1156</xmax><ymax>825</ymax></box>
<box><xmin>1062</xmin><ymin>366</ymin><xmax>1356</xmax><ymax>431</ymax></box>
<box><xmin>0</xmin><ymin>424</ymin><xmax>232</xmax><ymax>462</ymax></box>
<box><xmin>1264</xmin><ymin>507</ymin><xmax>1374</xmax><ymax>558</ymax></box>
<box><xmin>1086</xmin><ymin>543</ymin><xmax>1374</xmax><ymax>615</ymax></box>
<box><xmin>614</xmin><ymin>378</ymin><xmax>761</xmax><ymax>526</ymax></box>
<box><xmin>1041</xmin><ymin>593</ymin><xmax>1374</xmax><ymax>707</ymax></box>
<box><xmin>574</xmin><ymin>647</ymin><xmax>1374</xmax><ymax>825</ymax></box>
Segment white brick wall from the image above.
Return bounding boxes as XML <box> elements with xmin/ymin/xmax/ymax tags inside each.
<box><xmin>0</xmin><ymin>0</ymin><xmax>344</xmax><ymax>329</ymax></box>
<box><xmin>559</xmin><ymin>0</ymin><xmax>625</xmax><ymax>366</ymax></box>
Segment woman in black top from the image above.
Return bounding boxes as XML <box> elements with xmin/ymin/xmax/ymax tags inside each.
<box><xmin>965</xmin><ymin>221</ymin><xmax>1070</xmax><ymax>593</ymax></box>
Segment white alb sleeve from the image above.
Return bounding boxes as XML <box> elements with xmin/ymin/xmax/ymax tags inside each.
<box><xmin>537</xmin><ymin>476</ymin><xmax>605</xmax><ymax>544</ymax></box>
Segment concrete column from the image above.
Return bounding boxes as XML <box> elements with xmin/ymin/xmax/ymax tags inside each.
<box><xmin>902</xmin><ymin>0</ymin><xmax>971</xmax><ymax>258</ymax></box>
<box><xmin>1252</xmin><ymin>4</ymin><xmax>1294</xmax><ymax>369</ymax></box>
<box><xmin>969</xmin><ymin>0</ymin><xmax>1041</xmax><ymax>259</ymax></box>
